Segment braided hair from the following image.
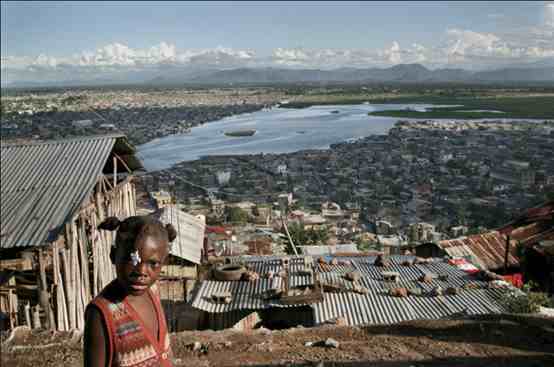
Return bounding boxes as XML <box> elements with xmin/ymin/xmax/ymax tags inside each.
<box><xmin>98</xmin><ymin>215</ymin><xmax>177</xmax><ymax>251</ymax></box>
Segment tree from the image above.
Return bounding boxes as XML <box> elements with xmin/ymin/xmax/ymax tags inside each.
<box><xmin>307</xmin><ymin>226</ymin><xmax>329</xmax><ymax>245</ymax></box>
<box><xmin>225</xmin><ymin>207</ymin><xmax>248</xmax><ymax>223</ymax></box>
<box><xmin>286</xmin><ymin>222</ymin><xmax>309</xmax><ymax>247</ymax></box>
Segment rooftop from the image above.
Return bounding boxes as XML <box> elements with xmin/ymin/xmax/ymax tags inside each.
<box><xmin>191</xmin><ymin>255</ymin><xmax>511</xmax><ymax>328</ymax></box>
<box><xmin>0</xmin><ymin>134</ymin><xmax>141</xmax><ymax>249</ymax></box>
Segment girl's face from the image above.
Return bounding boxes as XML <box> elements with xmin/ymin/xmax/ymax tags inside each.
<box><xmin>113</xmin><ymin>233</ymin><xmax>168</xmax><ymax>296</ymax></box>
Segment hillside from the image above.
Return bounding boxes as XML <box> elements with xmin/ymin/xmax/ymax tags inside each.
<box><xmin>3</xmin><ymin>317</ymin><xmax>553</xmax><ymax>366</ymax></box>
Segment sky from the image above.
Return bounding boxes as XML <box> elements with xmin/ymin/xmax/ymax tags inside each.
<box><xmin>1</xmin><ymin>1</ymin><xmax>553</xmax><ymax>84</ymax></box>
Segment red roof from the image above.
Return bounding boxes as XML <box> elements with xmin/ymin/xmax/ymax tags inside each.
<box><xmin>206</xmin><ymin>226</ymin><xmax>229</xmax><ymax>235</ymax></box>
<box><xmin>498</xmin><ymin>201</ymin><xmax>554</xmax><ymax>245</ymax></box>
<box><xmin>439</xmin><ymin>231</ymin><xmax>519</xmax><ymax>270</ymax></box>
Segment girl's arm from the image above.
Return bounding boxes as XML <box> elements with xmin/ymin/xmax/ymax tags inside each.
<box><xmin>84</xmin><ymin>307</ymin><xmax>110</xmax><ymax>367</ymax></box>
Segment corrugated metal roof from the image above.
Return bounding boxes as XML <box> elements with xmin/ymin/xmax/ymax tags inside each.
<box><xmin>0</xmin><ymin>134</ymin><xmax>137</xmax><ymax>249</ymax></box>
<box><xmin>191</xmin><ymin>255</ymin><xmax>510</xmax><ymax>326</ymax></box>
<box><xmin>438</xmin><ymin>231</ymin><xmax>519</xmax><ymax>270</ymax></box>
<box><xmin>155</xmin><ymin>205</ymin><xmax>205</xmax><ymax>264</ymax></box>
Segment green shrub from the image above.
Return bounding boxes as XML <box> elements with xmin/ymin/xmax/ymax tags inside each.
<box><xmin>500</xmin><ymin>282</ymin><xmax>553</xmax><ymax>313</ymax></box>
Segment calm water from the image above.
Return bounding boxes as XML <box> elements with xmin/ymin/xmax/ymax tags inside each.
<box><xmin>138</xmin><ymin>103</ymin><xmax>451</xmax><ymax>171</ymax></box>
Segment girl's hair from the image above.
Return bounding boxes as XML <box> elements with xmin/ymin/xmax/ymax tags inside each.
<box><xmin>98</xmin><ymin>215</ymin><xmax>177</xmax><ymax>249</ymax></box>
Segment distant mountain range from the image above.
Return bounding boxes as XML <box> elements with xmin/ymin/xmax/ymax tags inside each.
<box><xmin>4</xmin><ymin>63</ymin><xmax>554</xmax><ymax>88</ymax></box>
<box><xmin>181</xmin><ymin>64</ymin><xmax>554</xmax><ymax>84</ymax></box>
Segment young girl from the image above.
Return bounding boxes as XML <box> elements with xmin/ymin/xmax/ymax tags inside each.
<box><xmin>84</xmin><ymin>215</ymin><xmax>177</xmax><ymax>367</ymax></box>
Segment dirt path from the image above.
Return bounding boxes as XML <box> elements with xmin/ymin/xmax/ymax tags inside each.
<box><xmin>2</xmin><ymin>319</ymin><xmax>553</xmax><ymax>367</ymax></box>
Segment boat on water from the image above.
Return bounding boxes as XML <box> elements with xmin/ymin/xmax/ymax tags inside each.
<box><xmin>224</xmin><ymin>129</ymin><xmax>257</xmax><ymax>137</ymax></box>
<box><xmin>330</xmin><ymin>110</ymin><xmax>340</xmax><ymax>114</ymax></box>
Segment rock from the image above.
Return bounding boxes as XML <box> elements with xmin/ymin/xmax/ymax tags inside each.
<box><xmin>324</xmin><ymin>317</ymin><xmax>347</xmax><ymax>326</ymax></box>
<box><xmin>445</xmin><ymin>287</ymin><xmax>460</xmax><ymax>295</ymax></box>
<box><xmin>344</xmin><ymin>270</ymin><xmax>361</xmax><ymax>282</ymax></box>
<box><xmin>375</xmin><ymin>254</ymin><xmax>390</xmax><ymax>267</ymax></box>
<box><xmin>257</xmin><ymin>327</ymin><xmax>272</xmax><ymax>335</ymax></box>
<box><xmin>325</xmin><ymin>338</ymin><xmax>340</xmax><ymax>348</ymax></box>
<box><xmin>463</xmin><ymin>282</ymin><xmax>481</xmax><ymax>290</ymax></box>
<box><xmin>430</xmin><ymin>286</ymin><xmax>443</xmax><ymax>296</ymax></box>
<box><xmin>389</xmin><ymin>287</ymin><xmax>408</xmax><ymax>298</ymax></box>
<box><xmin>419</xmin><ymin>274</ymin><xmax>434</xmax><ymax>284</ymax></box>
<box><xmin>353</xmin><ymin>283</ymin><xmax>369</xmax><ymax>295</ymax></box>
<box><xmin>242</xmin><ymin>270</ymin><xmax>260</xmax><ymax>282</ymax></box>
<box><xmin>192</xmin><ymin>341</ymin><xmax>202</xmax><ymax>351</ymax></box>
<box><xmin>408</xmin><ymin>287</ymin><xmax>423</xmax><ymax>296</ymax></box>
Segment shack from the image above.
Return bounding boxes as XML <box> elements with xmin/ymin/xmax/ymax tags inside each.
<box><xmin>499</xmin><ymin>201</ymin><xmax>554</xmax><ymax>294</ymax></box>
<box><xmin>0</xmin><ymin>134</ymin><xmax>142</xmax><ymax>331</ymax></box>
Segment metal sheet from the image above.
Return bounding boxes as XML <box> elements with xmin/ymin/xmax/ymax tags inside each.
<box><xmin>0</xmin><ymin>135</ymin><xmax>134</xmax><ymax>249</ymax></box>
<box><xmin>156</xmin><ymin>205</ymin><xmax>205</xmax><ymax>264</ymax></box>
<box><xmin>191</xmin><ymin>255</ymin><xmax>511</xmax><ymax>327</ymax></box>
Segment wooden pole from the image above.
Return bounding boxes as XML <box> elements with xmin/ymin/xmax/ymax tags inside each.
<box><xmin>37</xmin><ymin>249</ymin><xmax>55</xmax><ymax>329</ymax></box>
<box><xmin>504</xmin><ymin>234</ymin><xmax>511</xmax><ymax>274</ymax></box>
<box><xmin>113</xmin><ymin>156</ymin><xmax>118</xmax><ymax>189</ymax></box>
<box><xmin>24</xmin><ymin>303</ymin><xmax>32</xmax><ymax>328</ymax></box>
<box><xmin>61</xmin><ymin>247</ymin><xmax>75</xmax><ymax>330</ymax></box>
<box><xmin>71</xmin><ymin>220</ymin><xmax>84</xmax><ymax>330</ymax></box>
<box><xmin>114</xmin><ymin>153</ymin><xmax>132</xmax><ymax>173</ymax></box>
<box><xmin>32</xmin><ymin>305</ymin><xmax>41</xmax><ymax>329</ymax></box>
<box><xmin>7</xmin><ymin>289</ymin><xmax>14</xmax><ymax>329</ymax></box>
<box><xmin>53</xmin><ymin>240</ymin><xmax>68</xmax><ymax>331</ymax></box>
<box><xmin>78</xmin><ymin>221</ymin><xmax>90</xmax><ymax>324</ymax></box>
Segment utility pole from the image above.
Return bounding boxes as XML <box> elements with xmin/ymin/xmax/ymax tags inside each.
<box><xmin>279</xmin><ymin>196</ymin><xmax>298</xmax><ymax>255</ymax></box>
<box><xmin>504</xmin><ymin>234</ymin><xmax>511</xmax><ymax>274</ymax></box>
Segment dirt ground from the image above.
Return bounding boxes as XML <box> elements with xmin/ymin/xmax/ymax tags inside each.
<box><xmin>2</xmin><ymin>318</ymin><xmax>553</xmax><ymax>367</ymax></box>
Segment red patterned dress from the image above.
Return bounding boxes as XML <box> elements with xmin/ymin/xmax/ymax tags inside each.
<box><xmin>88</xmin><ymin>281</ymin><xmax>172</xmax><ymax>367</ymax></box>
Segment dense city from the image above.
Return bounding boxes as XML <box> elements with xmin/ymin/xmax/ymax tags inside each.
<box><xmin>2</xmin><ymin>85</ymin><xmax>554</xmax><ymax>367</ymax></box>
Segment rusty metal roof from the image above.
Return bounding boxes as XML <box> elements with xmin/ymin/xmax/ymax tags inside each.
<box><xmin>498</xmin><ymin>201</ymin><xmax>554</xmax><ymax>246</ymax></box>
<box><xmin>1</xmin><ymin>134</ymin><xmax>140</xmax><ymax>249</ymax></box>
<box><xmin>438</xmin><ymin>231</ymin><xmax>519</xmax><ymax>270</ymax></box>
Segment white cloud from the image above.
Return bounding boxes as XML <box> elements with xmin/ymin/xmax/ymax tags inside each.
<box><xmin>384</xmin><ymin>42</ymin><xmax>402</xmax><ymax>64</ymax></box>
<box><xmin>446</xmin><ymin>29</ymin><xmax>500</xmax><ymax>56</ymax></box>
<box><xmin>441</xmin><ymin>28</ymin><xmax>554</xmax><ymax>68</ymax></box>
<box><xmin>186</xmin><ymin>46</ymin><xmax>255</xmax><ymax>66</ymax></box>
<box><xmin>546</xmin><ymin>3</ymin><xmax>554</xmax><ymax>27</ymax></box>
<box><xmin>1</xmin><ymin>56</ymin><xmax>34</xmax><ymax>70</ymax></box>
<box><xmin>3</xmin><ymin>26</ymin><xmax>554</xmax><ymax>84</ymax></box>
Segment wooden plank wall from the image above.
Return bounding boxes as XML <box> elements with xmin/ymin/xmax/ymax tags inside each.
<box><xmin>43</xmin><ymin>180</ymin><xmax>136</xmax><ymax>330</ymax></box>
